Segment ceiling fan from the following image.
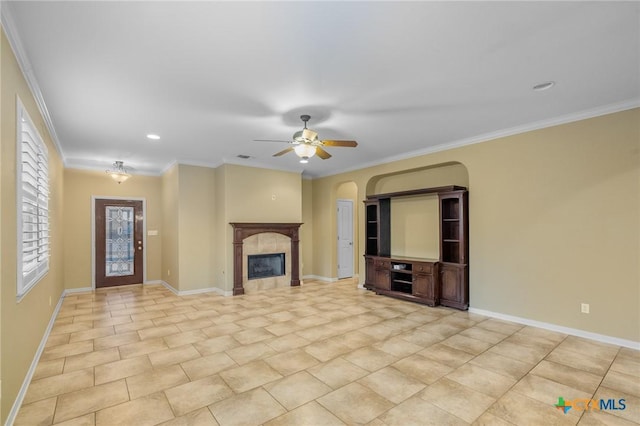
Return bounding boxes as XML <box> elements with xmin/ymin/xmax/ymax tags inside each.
<box><xmin>255</xmin><ymin>115</ymin><xmax>358</xmax><ymax>163</ymax></box>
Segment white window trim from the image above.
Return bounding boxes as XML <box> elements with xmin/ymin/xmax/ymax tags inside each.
<box><xmin>16</xmin><ymin>97</ymin><xmax>49</xmax><ymax>300</ymax></box>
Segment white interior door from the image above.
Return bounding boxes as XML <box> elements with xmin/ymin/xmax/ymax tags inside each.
<box><xmin>337</xmin><ymin>199</ymin><xmax>354</xmax><ymax>279</ymax></box>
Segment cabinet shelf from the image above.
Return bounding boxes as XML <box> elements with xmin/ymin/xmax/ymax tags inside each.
<box><xmin>439</xmin><ymin>191</ymin><xmax>468</xmax><ymax>309</ymax></box>
<box><xmin>391</xmin><ymin>282</ymin><xmax>412</xmax><ymax>294</ymax></box>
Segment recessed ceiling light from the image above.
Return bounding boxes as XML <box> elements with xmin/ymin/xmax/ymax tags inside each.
<box><xmin>533</xmin><ymin>81</ymin><xmax>555</xmax><ymax>92</ymax></box>
<box><xmin>146</xmin><ymin>134</ymin><xmax>160</xmax><ymax>140</ymax></box>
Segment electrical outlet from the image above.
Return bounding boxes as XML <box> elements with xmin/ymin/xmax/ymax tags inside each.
<box><xmin>167</xmin><ymin>269</ymin><xmax>171</xmax><ymax>276</ymax></box>
<box><xmin>49</xmin><ymin>296</ymin><xmax>52</xmax><ymax>307</ymax></box>
<box><xmin>581</xmin><ymin>303</ymin><xmax>590</xmax><ymax>314</ymax></box>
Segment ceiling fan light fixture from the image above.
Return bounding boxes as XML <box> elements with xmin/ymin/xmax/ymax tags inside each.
<box><xmin>106</xmin><ymin>160</ymin><xmax>131</xmax><ymax>184</ymax></box>
<box><xmin>299</xmin><ymin>157</ymin><xmax>309</xmax><ymax>164</ymax></box>
<box><xmin>294</xmin><ymin>143</ymin><xmax>316</xmax><ymax>159</ymax></box>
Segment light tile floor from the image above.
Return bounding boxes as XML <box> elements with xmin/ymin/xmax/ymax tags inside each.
<box><xmin>15</xmin><ymin>280</ymin><xmax>640</xmax><ymax>425</ymax></box>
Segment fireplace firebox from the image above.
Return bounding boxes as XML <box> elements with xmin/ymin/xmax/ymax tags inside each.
<box><xmin>248</xmin><ymin>253</ymin><xmax>285</xmax><ymax>280</ymax></box>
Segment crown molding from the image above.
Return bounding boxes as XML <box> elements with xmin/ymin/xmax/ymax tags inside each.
<box><xmin>1</xmin><ymin>4</ymin><xmax>65</xmax><ymax>161</ymax></box>
<box><xmin>312</xmin><ymin>99</ymin><xmax>640</xmax><ymax>179</ymax></box>
<box><xmin>221</xmin><ymin>157</ymin><xmax>304</xmax><ymax>175</ymax></box>
<box><xmin>64</xmin><ymin>161</ymin><xmax>162</xmax><ymax>177</ymax></box>
<box><xmin>177</xmin><ymin>159</ymin><xmax>224</xmax><ymax>170</ymax></box>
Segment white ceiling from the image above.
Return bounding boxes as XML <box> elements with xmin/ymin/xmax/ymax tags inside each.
<box><xmin>3</xmin><ymin>1</ymin><xmax>639</xmax><ymax>178</ymax></box>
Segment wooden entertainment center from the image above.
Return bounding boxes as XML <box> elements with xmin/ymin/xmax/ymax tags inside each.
<box><xmin>364</xmin><ymin>185</ymin><xmax>469</xmax><ymax>310</ymax></box>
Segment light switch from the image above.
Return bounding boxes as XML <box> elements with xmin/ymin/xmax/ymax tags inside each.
<box><xmin>148</xmin><ymin>230</ymin><xmax>158</xmax><ymax>236</ymax></box>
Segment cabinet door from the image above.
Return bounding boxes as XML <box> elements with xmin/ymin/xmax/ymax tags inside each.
<box><xmin>364</xmin><ymin>257</ymin><xmax>376</xmax><ymax>288</ymax></box>
<box><xmin>439</xmin><ymin>264</ymin><xmax>468</xmax><ymax>309</ymax></box>
<box><xmin>413</xmin><ymin>273</ymin><xmax>434</xmax><ymax>300</ymax></box>
<box><xmin>374</xmin><ymin>259</ymin><xmax>390</xmax><ymax>291</ymax></box>
<box><xmin>375</xmin><ymin>269</ymin><xmax>390</xmax><ymax>290</ymax></box>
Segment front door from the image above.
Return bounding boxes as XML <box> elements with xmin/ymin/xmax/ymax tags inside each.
<box><xmin>95</xmin><ymin>199</ymin><xmax>144</xmax><ymax>288</ymax></box>
<box><xmin>337</xmin><ymin>199</ymin><xmax>354</xmax><ymax>279</ymax></box>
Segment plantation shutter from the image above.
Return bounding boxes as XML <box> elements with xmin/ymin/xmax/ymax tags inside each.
<box><xmin>18</xmin><ymin>102</ymin><xmax>49</xmax><ymax>296</ymax></box>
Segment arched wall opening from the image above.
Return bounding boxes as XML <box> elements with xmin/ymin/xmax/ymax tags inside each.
<box><xmin>366</xmin><ymin>161</ymin><xmax>469</xmax><ymax>196</ymax></box>
<box><xmin>363</xmin><ymin>161</ymin><xmax>469</xmax><ymax>262</ymax></box>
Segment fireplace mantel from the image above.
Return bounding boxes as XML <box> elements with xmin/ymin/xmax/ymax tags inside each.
<box><xmin>230</xmin><ymin>222</ymin><xmax>303</xmax><ymax>295</ymax></box>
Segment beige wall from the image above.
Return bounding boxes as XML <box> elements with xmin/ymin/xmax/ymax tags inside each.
<box><xmin>63</xmin><ymin>169</ymin><xmax>163</xmax><ymax>289</ymax></box>
<box><xmin>301</xmin><ymin>178</ymin><xmax>313</xmax><ymax>277</ymax></box>
<box><xmin>224</xmin><ymin>164</ymin><xmax>302</xmax><ymax>223</ymax></box>
<box><xmin>220</xmin><ymin>164</ymin><xmax>303</xmax><ymax>292</ymax></box>
<box><xmin>370</xmin><ymin>162</ymin><xmax>469</xmax><ymax>195</ymax></box>
<box><xmin>160</xmin><ymin>164</ymin><xmax>217</xmax><ymax>293</ymax></box>
<box><xmin>311</xmin><ymin>109</ymin><xmax>640</xmax><ymax>342</ymax></box>
<box><xmin>213</xmin><ymin>165</ymin><xmax>227</xmax><ymax>291</ymax></box>
<box><xmin>391</xmin><ymin>195</ymin><xmax>439</xmax><ymax>259</ymax></box>
<box><xmin>177</xmin><ymin>164</ymin><xmax>216</xmax><ymax>291</ymax></box>
<box><xmin>161</xmin><ymin>164</ymin><xmax>179</xmax><ymax>289</ymax></box>
<box><xmin>1</xmin><ymin>30</ymin><xmax>65</xmax><ymax>422</ymax></box>
<box><xmin>311</xmin><ymin>178</ymin><xmax>362</xmax><ymax>280</ymax></box>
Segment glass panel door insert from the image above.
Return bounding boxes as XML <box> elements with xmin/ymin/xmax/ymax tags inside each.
<box><xmin>95</xmin><ymin>199</ymin><xmax>143</xmax><ymax>288</ymax></box>
<box><xmin>105</xmin><ymin>206</ymin><xmax>135</xmax><ymax>277</ymax></box>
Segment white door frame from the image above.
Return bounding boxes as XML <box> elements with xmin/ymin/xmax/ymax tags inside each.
<box><xmin>337</xmin><ymin>199</ymin><xmax>354</xmax><ymax>279</ymax></box>
<box><xmin>91</xmin><ymin>196</ymin><xmax>147</xmax><ymax>289</ymax></box>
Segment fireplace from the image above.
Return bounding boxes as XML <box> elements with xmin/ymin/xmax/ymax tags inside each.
<box><xmin>248</xmin><ymin>253</ymin><xmax>285</xmax><ymax>280</ymax></box>
<box><xmin>230</xmin><ymin>223</ymin><xmax>302</xmax><ymax>295</ymax></box>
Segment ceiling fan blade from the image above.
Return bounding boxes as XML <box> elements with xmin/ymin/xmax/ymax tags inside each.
<box><xmin>315</xmin><ymin>147</ymin><xmax>332</xmax><ymax>160</ymax></box>
<box><xmin>254</xmin><ymin>139</ymin><xmax>292</xmax><ymax>143</ymax></box>
<box><xmin>302</xmin><ymin>128</ymin><xmax>318</xmax><ymax>141</ymax></box>
<box><xmin>321</xmin><ymin>140</ymin><xmax>358</xmax><ymax>147</ymax></box>
<box><xmin>273</xmin><ymin>147</ymin><xmax>294</xmax><ymax>157</ymax></box>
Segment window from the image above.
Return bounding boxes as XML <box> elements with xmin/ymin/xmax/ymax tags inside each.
<box><xmin>17</xmin><ymin>99</ymin><xmax>49</xmax><ymax>297</ymax></box>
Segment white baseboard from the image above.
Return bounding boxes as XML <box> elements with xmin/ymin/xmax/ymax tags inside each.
<box><xmin>150</xmin><ymin>280</ymin><xmax>231</xmax><ymax>297</ymax></box>
<box><xmin>303</xmin><ymin>274</ymin><xmax>360</xmax><ymax>284</ymax></box>
<box><xmin>302</xmin><ymin>275</ymin><xmax>337</xmax><ymax>282</ymax></box>
<box><xmin>63</xmin><ymin>287</ymin><xmax>93</xmax><ymax>294</ymax></box>
<box><xmin>469</xmin><ymin>307</ymin><xmax>640</xmax><ymax>350</ymax></box>
<box><xmin>6</xmin><ymin>291</ymin><xmax>65</xmax><ymax>426</ymax></box>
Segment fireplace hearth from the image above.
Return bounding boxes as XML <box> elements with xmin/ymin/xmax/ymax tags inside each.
<box><xmin>248</xmin><ymin>253</ymin><xmax>285</xmax><ymax>280</ymax></box>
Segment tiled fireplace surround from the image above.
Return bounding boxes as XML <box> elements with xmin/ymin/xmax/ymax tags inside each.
<box><xmin>230</xmin><ymin>223</ymin><xmax>302</xmax><ymax>295</ymax></box>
